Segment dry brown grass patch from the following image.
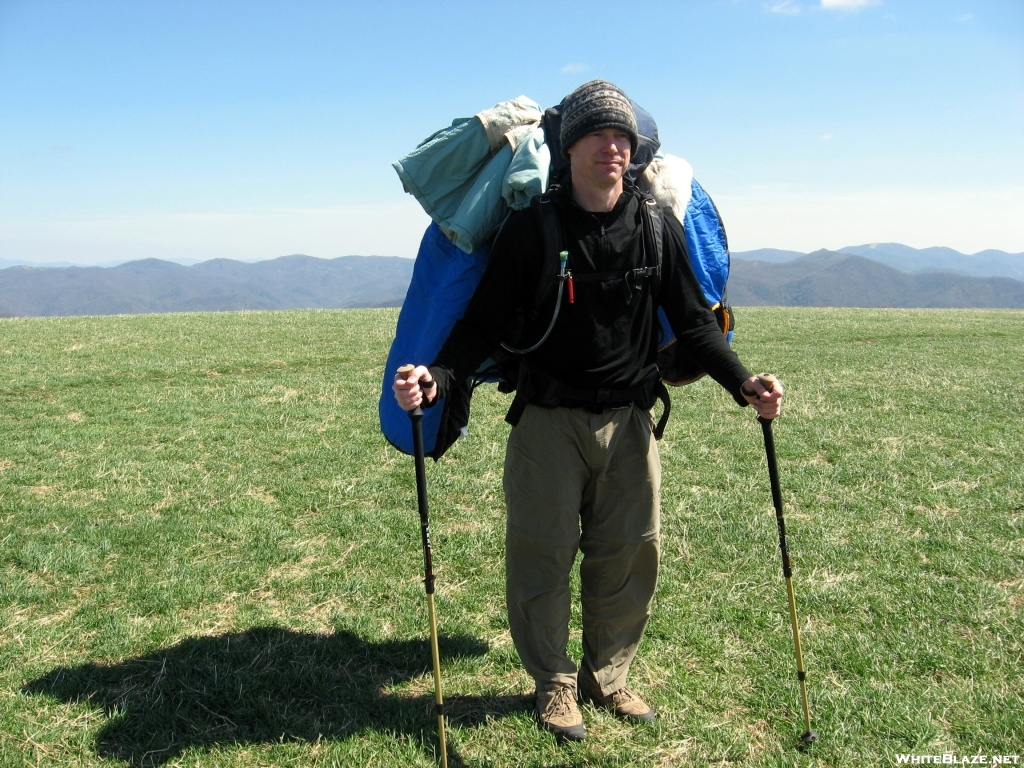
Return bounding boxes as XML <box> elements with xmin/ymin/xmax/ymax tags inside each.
<box><xmin>245</xmin><ymin>487</ymin><xmax>277</xmax><ymax>505</ymax></box>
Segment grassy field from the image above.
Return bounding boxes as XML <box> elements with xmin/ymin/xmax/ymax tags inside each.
<box><xmin>1</xmin><ymin>307</ymin><xmax>1021</xmax><ymax>767</ymax></box>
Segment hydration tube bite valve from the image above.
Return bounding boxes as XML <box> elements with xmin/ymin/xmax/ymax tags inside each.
<box><xmin>561</xmin><ymin>250</ymin><xmax>575</xmax><ymax>305</ymax></box>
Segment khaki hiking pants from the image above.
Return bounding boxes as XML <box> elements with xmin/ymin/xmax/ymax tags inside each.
<box><xmin>503</xmin><ymin>403</ymin><xmax>661</xmax><ymax>695</ymax></box>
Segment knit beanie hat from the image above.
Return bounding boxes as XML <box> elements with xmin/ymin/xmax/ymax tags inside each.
<box><xmin>559</xmin><ymin>80</ymin><xmax>638</xmax><ymax>158</ymax></box>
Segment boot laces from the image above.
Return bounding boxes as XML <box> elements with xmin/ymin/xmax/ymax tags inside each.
<box><xmin>548</xmin><ymin>684</ymin><xmax>576</xmax><ymax>717</ymax></box>
<box><xmin>611</xmin><ymin>686</ymin><xmax>638</xmax><ymax>706</ymax></box>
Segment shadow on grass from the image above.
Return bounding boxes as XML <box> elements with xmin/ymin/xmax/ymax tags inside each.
<box><xmin>23</xmin><ymin>626</ymin><xmax>535</xmax><ymax>767</ymax></box>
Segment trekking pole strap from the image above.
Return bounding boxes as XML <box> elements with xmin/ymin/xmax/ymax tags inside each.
<box><xmin>652</xmin><ymin>380</ymin><xmax>671</xmax><ymax>440</ymax></box>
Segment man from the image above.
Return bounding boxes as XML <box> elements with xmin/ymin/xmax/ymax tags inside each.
<box><xmin>394</xmin><ymin>80</ymin><xmax>782</xmax><ymax>742</ymax></box>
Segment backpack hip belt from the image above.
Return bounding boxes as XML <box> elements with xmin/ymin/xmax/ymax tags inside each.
<box><xmin>506</xmin><ymin>364</ymin><xmax>672</xmax><ymax>439</ymax></box>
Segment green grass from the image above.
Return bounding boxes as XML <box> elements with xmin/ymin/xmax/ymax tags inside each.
<box><xmin>1</xmin><ymin>307</ymin><xmax>1021</xmax><ymax>767</ymax></box>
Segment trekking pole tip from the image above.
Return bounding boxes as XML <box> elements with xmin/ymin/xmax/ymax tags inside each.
<box><xmin>800</xmin><ymin>730</ymin><xmax>819</xmax><ymax>745</ymax></box>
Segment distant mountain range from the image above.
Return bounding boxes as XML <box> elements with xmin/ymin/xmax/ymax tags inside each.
<box><xmin>1</xmin><ymin>244</ymin><xmax>1022</xmax><ymax>317</ymax></box>
<box><xmin>729</xmin><ymin>250</ymin><xmax>1024</xmax><ymax>308</ymax></box>
<box><xmin>734</xmin><ymin>243</ymin><xmax>1024</xmax><ymax>280</ymax></box>
<box><xmin>0</xmin><ymin>256</ymin><xmax>209</xmax><ymax>269</ymax></box>
<box><xmin>0</xmin><ymin>255</ymin><xmax>414</xmax><ymax>318</ymax></box>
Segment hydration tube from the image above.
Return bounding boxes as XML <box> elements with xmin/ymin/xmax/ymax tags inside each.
<box><xmin>501</xmin><ymin>250</ymin><xmax>570</xmax><ymax>356</ymax></box>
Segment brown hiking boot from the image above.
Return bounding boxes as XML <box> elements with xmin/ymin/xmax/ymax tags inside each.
<box><xmin>535</xmin><ymin>682</ymin><xmax>587</xmax><ymax>741</ymax></box>
<box><xmin>578</xmin><ymin>665</ymin><xmax>657</xmax><ymax>723</ymax></box>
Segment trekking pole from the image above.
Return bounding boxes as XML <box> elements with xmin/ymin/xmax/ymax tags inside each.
<box><xmin>397</xmin><ymin>365</ymin><xmax>449</xmax><ymax>768</ymax></box>
<box><xmin>755</xmin><ymin>373</ymin><xmax>818</xmax><ymax>745</ymax></box>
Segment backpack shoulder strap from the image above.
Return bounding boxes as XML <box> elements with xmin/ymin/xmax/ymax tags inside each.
<box><xmin>639</xmin><ymin>194</ymin><xmax>664</xmax><ymax>298</ymax></box>
<box><xmin>528</xmin><ymin>188</ymin><xmax>565</xmax><ymax>317</ymax></box>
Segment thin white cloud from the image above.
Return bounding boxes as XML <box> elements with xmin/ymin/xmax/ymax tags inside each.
<box><xmin>561</xmin><ymin>63</ymin><xmax>587</xmax><ymax>74</ymax></box>
<box><xmin>8</xmin><ymin>186</ymin><xmax>1022</xmax><ymax>264</ymax></box>
<box><xmin>957</xmin><ymin>13</ymin><xmax>973</xmax><ymax>22</ymax></box>
<box><xmin>769</xmin><ymin>1</ymin><xmax>801</xmax><ymax>14</ymax></box>
<box><xmin>820</xmin><ymin>133</ymin><xmax>834</xmax><ymax>140</ymax></box>
<box><xmin>820</xmin><ymin>0</ymin><xmax>881</xmax><ymax>10</ymax></box>
<box><xmin>0</xmin><ymin>200</ymin><xmax>432</xmax><ymax>264</ymax></box>
<box><xmin>715</xmin><ymin>184</ymin><xmax>1024</xmax><ymax>254</ymax></box>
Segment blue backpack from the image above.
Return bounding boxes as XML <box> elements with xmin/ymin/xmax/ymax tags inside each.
<box><xmin>656</xmin><ymin>178</ymin><xmax>734</xmax><ymax>385</ymax></box>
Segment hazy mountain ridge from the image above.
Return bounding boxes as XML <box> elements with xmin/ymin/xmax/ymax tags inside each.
<box><xmin>733</xmin><ymin>243</ymin><xmax>1024</xmax><ymax>280</ymax></box>
<box><xmin>0</xmin><ymin>257</ymin><xmax>208</xmax><ymax>269</ymax></box>
<box><xmin>834</xmin><ymin>244</ymin><xmax>1024</xmax><ymax>280</ymax></box>
<box><xmin>15</xmin><ymin>242</ymin><xmax>1022</xmax><ymax>278</ymax></box>
<box><xmin>0</xmin><ymin>255</ymin><xmax>414</xmax><ymax>318</ymax></box>
<box><xmin>729</xmin><ymin>250</ymin><xmax>1024</xmax><ymax>308</ymax></box>
<box><xmin>3</xmin><ymin>247</ymin><xmax>1024</xmax><ymax>317</ymax></box>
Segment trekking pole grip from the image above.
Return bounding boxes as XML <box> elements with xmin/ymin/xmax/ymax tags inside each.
<box><xmin>397</xmin><ymin>364</ymin><xmax>434</xmax><ymax>418</ymax></box>
<box><xmin>755</xmin><ymin>373</ymin><xmax>778</xmax><ymax>430</ymax></box>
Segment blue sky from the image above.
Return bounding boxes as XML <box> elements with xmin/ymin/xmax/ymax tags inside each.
<box><xmin>1</xmin><ymin>0</ymin><xmax>1021</xmax><ymax>264</ymax></box>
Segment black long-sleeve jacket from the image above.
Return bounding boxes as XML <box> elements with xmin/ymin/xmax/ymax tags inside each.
<box><xmin>428</xmin><ymin>184</ymin><xmax>752</xmax><ymax>411</ymax></box>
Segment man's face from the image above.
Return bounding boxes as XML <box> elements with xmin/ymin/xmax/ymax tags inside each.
<box><xmin>567</xmin><ymin>128</ymin><xmax>633</xmax><ymax>190</ymax></box>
